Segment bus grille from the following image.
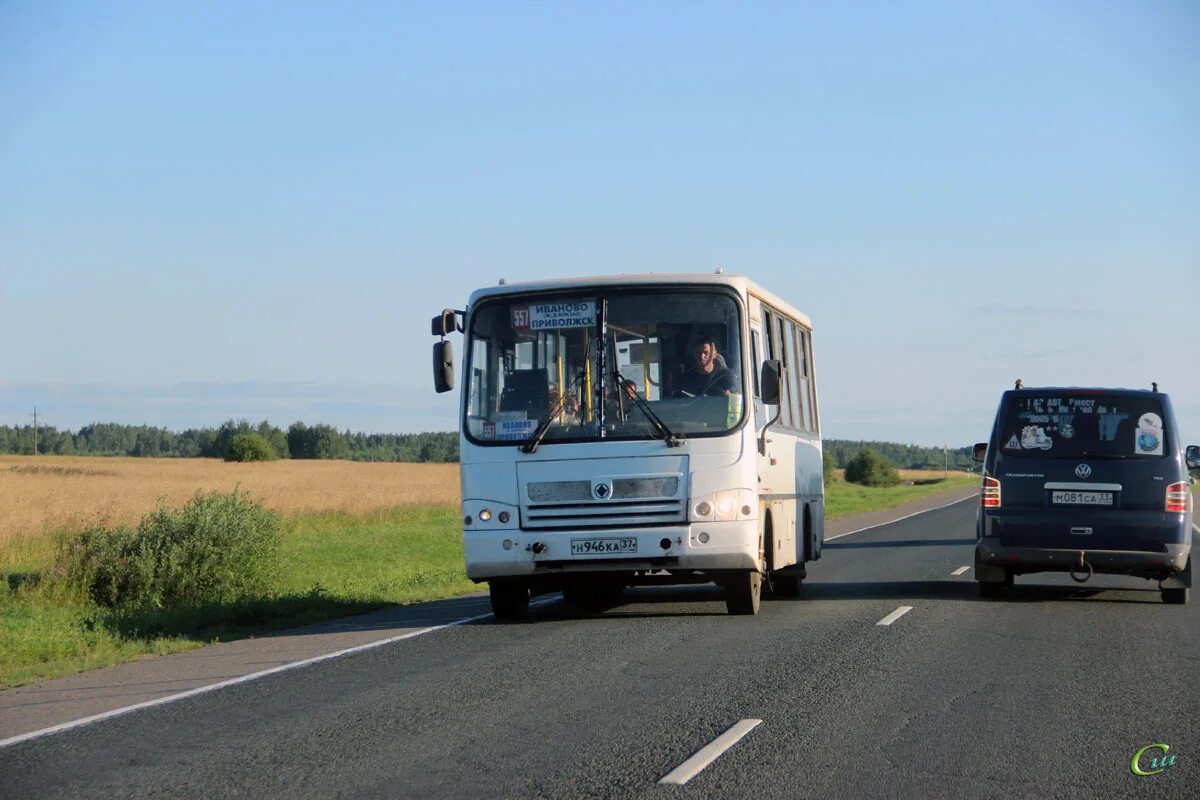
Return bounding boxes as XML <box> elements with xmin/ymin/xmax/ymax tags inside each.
<box><xmin>523</xmin><ymin>477</ymin><xmax>685</xmax><ymax>529</ymax></box>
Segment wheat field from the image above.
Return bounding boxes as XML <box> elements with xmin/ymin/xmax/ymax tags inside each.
<box><xmin>0</xmin><ymin>455</ymin><xmax>460</xmax><ymax>546</ymax></box>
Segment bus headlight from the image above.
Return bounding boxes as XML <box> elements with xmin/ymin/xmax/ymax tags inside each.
<box><xmin>691</xmin><ymin>490</ymin><xmax>756</xmax><ymax>522</ymax></box>
<box><xmin>463</xmin><ymin>502</ymin><xmax>518</xmax><ymax>529</ymax></box>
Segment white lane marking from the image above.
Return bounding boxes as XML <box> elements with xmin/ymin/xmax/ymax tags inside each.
<box><xmin>876</xmin><ymin>606</ymin><xmax>913</xmax><ymax>626</ymax></box>
<box><xmin>0</xmin><ymin>597</ymin><xmax>557</xmax><ymax>750</ymax></box>
<box><xmin>825</xmin><ymin>493</ymin><xmax>975</xmax><ymax>541</ymax></box>
<box><xmin>659</xmin><ymin>719</ymin><xmax>763</xmax><ymax>785</ymax></box>
<box><xmin>951</xmin><ymin>566</ymin><xmax>970</xmax><ymax>576</ymax></box>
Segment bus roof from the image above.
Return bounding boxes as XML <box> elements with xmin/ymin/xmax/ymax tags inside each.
<box><xmin>465</xmin><ymin>272</ymin><xmax>813</xmax><ymax>329</ymax></box>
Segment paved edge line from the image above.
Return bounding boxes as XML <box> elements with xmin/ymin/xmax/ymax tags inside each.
<box><xmin>950</xmin><ymin>566</ymin><xmax>970</xmax><ymax>576</ymax></box>
<box><xmin>825</xmin><ymin>492</ymin><xmax>976</xmax><ymax>542</ymax></box>
<box><xmin>876</xmin><ymin>606</ymin><xmax>914</xmax><ymax>626</ymax></box>
<box><xmin>0</xmin><ymin>598</ymin><xmax>552</xmax><ymax>750</ymax></box>
<box><xmin>658</xmin><ymin>719</ymin><xmax>763</xmax><ymax>785</ymax></box>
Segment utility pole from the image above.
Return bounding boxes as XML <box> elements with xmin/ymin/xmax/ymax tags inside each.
<box><xmin>943</xmin><ymin>444</ymin><xmax>948</xmax><ymax>478</ymax></box>
<box><xmin>31</xmin><ymin>406</ymin><xmax>38</xmax><ymax>456</ymax></box>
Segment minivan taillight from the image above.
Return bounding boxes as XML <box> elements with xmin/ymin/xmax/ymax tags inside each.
<box><xmin>982</xmin><ymin>476</ymin><xmax>1002</xmax><ymax>508</ymax></box>
<box><xmin>1166</xmin><ymin>482</ymin><xmax>1190</xmax><ymax>513</ymax></box>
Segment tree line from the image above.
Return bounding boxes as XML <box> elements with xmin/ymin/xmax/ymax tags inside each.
<box><xmin>0</xmin><ymin>421</ymin><xmax>458</xmax><ymax>463</ymax></box>
<box><xmin>821</xmin><ymin>440</ymin><xmax>976</xmax><ymax>471</ymax></box>
<box><xmin>1</xmin><ymin>421</ymin><xmax>977</xmax><ymax>469</ymax></box>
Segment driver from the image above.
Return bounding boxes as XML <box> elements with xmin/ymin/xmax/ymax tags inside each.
<box><xmin>675</xmin><ymin>336</ymin><xmax>736</xmax><ymax>397</ymax></box>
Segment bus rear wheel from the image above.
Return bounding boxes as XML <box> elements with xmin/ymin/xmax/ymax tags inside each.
<box><xmin>771</xmin><ymin>573</ymin><xmax>802</xmax><ymax>597</ymax></box>
<box><xmin>725</xmin><ymin>570</ymin><xmax>762</xmax><ymax>615</ymax></box>
<box><xmin>489</xmin><ymin>578</ymin><xmax>530</xmax><ymax>620</ymax></box>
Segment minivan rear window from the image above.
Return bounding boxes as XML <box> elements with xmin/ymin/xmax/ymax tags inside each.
<box><xmin>998</xmin><ymin>393</ymin><xmax>1168</xmax><ymax>459</ymax></box>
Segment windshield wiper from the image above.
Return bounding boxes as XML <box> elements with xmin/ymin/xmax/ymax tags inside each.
<box><xmin>613</xmin><ymin>369</ymin><xmax>681</xmax><ymax>447</ymax></box>
<box><xmin>521</xmin><ymin>341</ymin><xmax>591</xmax><ymax>455</ymax></box>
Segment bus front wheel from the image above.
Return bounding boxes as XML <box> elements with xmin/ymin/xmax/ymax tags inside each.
<box><xmin>489</xmin><ymin>578</ymin><xmax>530</xmax><ymax>621</ymax></box>
<box><xmin>725</xmin><ymin>570</ymin><xmax>762</xmax><ymax>615</ymax></box>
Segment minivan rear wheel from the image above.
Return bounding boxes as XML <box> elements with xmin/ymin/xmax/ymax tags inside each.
<box><xmin>1162</xmin><ymin>587</ymin><xmax>1189</xmax><ymax>605</ymax></box>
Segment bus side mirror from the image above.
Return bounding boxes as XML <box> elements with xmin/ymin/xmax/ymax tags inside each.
<box><xmin>972</xmin><ymin>443</ymin><xmax>988</xmax><ymax>462</ymax></box>
<box><xmin>1186</xmin><ymin>445</ymin><xmax>1200</xmax><ymax>470</ymax></box>
<box><xmin>760</xmin><ymin>360</ymin><xmax>782</xmax><ymax>405</ymax></box>
<box><xmin>431</xmin><ymin>309</ymin><xmax>458</xmax><ymax>336</ymax></box>
<box><xmin>433</xmin><ymin>340</ymin><xmax>455</xmax><ymax>393</ymax></box>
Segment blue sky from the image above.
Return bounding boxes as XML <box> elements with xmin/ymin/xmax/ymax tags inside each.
<box><xmin>2</xmin><ymin>1</ymin><xmax>1198</xmax><ymax>445</ymax></box>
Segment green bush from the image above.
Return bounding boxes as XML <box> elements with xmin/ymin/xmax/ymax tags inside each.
<box><xmin>226</xmin><ymin>433</ymin><xmax>278</xmax><ymax>462</ymax></box>
<box><xmin>54</xmin><ymin>490</ymin><xmax>281</xmax><ymax>608</ymax></box>
<box><xmin>822</xmin><ymin>451</ymin><xmax>835</xmax><ymax>483</ymax></box>
<box><xmin>844</xmin><ymin>448</ymin><xmax>901</xmax><ymax>487</ymax></box>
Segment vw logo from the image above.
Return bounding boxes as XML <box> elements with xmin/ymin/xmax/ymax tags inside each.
<box><xmin>592</xmin><ymin>481</ymin><xmax>612</xmax><ymax>500</ymax></box>
<box><xmin>1075</xmin><ymin>463</ymin><xmax>1092</xmax><ymax>479</ymax></box>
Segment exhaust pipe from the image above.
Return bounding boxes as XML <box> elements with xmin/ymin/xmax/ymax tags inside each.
<box><xmin>1069</xmin><ymin>550</ymin><xmax>1093</xmax><ymax>583</ymax></box>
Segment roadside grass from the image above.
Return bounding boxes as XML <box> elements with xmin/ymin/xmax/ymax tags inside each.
<box><xmin>0</xmin><ymin>468</ymin><xmax>982</xmax><ymax>690</ymax></box>
<box><xmin>0</xmin><ymin>505</ymin><xmax>474</xmax><ymax>690</ymax></box>
<box><xmin>825</xmin><ymin>474</ymin><xmax>978</xmax><ymax>519</ymax></box>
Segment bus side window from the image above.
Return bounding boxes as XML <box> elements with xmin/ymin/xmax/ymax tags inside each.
<box><xmin>783</xmin><ymin>318</ymin><xmax>802</xmax><ymax>430</ymax></box>
<box><xmin>775</xmin><ymin>315</ymin><xmax>792</xmax><ymax>428</ymax></box>
<box><xmin>804</xmin><ymin>330</ymin><xmax>819</xmax><ymax>433</ymax></box>
<box><xmin>792</xmin><ymin>324</ymin><xmax>809</xmax><ymax>432</ymax></box>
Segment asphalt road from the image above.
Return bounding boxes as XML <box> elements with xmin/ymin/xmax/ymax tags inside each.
<box><xmin>2</xmin><ymin>498</ymin><xmax>1196</xmax><ymax>799</ymax></box>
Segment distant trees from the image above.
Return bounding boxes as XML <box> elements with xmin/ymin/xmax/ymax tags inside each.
<box><xmin>0</xmin><ymin>420</ymin><xmax>458</xmax><ymax>463</ymax></box>
<box><xmin>823</xmin><ymin>440</ymin><xmax>974</xmax><ymax>472</ymax></box>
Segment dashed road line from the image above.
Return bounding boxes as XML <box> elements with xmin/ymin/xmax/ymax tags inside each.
<box><xmin>659</xmin><ymin>719</ymin><xmax>763</xmax><ymax>785</ymax></box>
<box><xmin>876</xmin><ymin>606</ymin><xmax>913</xmax><ymax>626</ymax></box>
<box><xmin>951</xmin><ymin>566</ymin><xmax>970</xmax><ymax>576</ymax></box>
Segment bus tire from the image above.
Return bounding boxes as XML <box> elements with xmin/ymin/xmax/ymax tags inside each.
<box><xmin>725</xmin><ymin>570</ymin><xmax>762</xmax><ymax>615</ymax></box>
<box><xmin>771</xmin><ymin>573</ymin><xmax>802</xmax><ymax>597</ymax></box>
<box><xmin>489</xmin><ymin>578</ymin><xmax>530</xmax><ymax>620</ymax></box>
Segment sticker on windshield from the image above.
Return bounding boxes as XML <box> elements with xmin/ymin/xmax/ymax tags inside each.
<box><xmin>481</xmin><ymin>421</ymin><xmax>496</xmax><ymax>440</ymax></box>
<box><xmin>496</xmin><ymin>419</ymin><xmax>538</xmax><ymax>440</ymax></box>
<box><xmin>1135</xmin><ymin>412</ymin><xmax>1164</xmax><ymax>455</ymax></box>
<box><xmin>511</xmin><ymin>300</ymin><xmax>597</xmax><ymax>331</ymax></box>
<box><xmin>1021</xmin><ymin>426</ymin><xmax>1053</xmax><ymax>450</ymax></box>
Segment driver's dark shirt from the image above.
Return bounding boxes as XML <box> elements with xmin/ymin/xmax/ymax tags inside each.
<box><xmin>678</xmin><ymin>365</ymin><xmax>736</xmax><ymax>397</ymax></box>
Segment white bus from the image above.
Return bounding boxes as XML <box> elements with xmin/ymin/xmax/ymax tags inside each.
<box><xmin>431</xmin><ymin>272</ymin><xmax>824</xmax><ymax>617</ymax></box>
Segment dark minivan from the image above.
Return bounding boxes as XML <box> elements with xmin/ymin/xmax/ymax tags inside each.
<box><xmin>973</xmin><ymin>386</ymin><xmax>1200</xmax><ymax>603</ymax></box>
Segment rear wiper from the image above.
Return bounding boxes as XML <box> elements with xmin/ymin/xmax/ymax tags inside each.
<box><xmin>613</xmin><ymin>369</ymin><xmax>681</xmax><ymax>447</ymax></box>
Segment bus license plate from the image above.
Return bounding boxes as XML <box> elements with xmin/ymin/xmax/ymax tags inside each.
<box><xmin>1051</xmin><ymin>491</ymin><xmax>1113</xmax><ymax>506</ymax></box>
<box><xmin>571</xmin><ymin>537</ymin><xmax>638</xmax><ymax>556</ymax></box>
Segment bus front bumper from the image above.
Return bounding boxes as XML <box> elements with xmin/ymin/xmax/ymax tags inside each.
<box><xmin>463</xmin><ymin>519</ymin><xmax>761</xmax><ymax>581</ymax></box>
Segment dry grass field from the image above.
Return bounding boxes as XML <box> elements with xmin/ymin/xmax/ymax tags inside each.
<box><xmin>0</xmin><ymin>455</ymin><xmax>460</xmax><ymax>547</ymax></box>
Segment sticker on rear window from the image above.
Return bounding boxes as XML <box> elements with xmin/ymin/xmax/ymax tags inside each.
<box><xmin>1005</xmin><ymin>434</ymin><xmax>1021</xmax><ymax>449</ymax></box>
<box><xmin>1021</xmin><ymin>426</ymin><xmax>1053</xmax><ymax>450</ymax></box>
<box><xmin>1135</xmin><ymin>412</ymin><xmax>1164</xmax><ymax>456</ymax></box>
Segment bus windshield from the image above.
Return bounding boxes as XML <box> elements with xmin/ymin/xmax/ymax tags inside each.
<box><xmin>464</xmin><ymin>290</ymin><xmax>745</xmax><ymax>445</ymax></box>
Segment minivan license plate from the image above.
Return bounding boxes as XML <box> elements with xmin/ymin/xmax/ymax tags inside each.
<box><xmin>1051</xmin><ymin>491</ymin><xmax>1113</xmax><ymax>506</ymax></box>
<box><xmin>571</xmin><ymin>537</ymin><xmax>638</xmax><ymax>555</ymax></box>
